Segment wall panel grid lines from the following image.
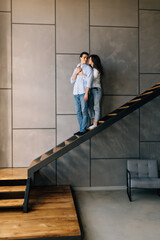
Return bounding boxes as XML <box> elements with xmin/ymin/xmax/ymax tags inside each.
<box><xmin>90</xmin><ymin>25</ymin><xmax>138</xmax><ymax>29</ymax></box>
<box><xmin>0</xmin><ymin>0</ymin><xmax>160</xmax><ymax>187</ymax></box>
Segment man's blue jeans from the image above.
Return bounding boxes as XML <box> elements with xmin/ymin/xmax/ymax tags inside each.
<box><xmin>74</xmin><ymin>94</ymin><xmax>88</xmax><ymax>132</ymax></box>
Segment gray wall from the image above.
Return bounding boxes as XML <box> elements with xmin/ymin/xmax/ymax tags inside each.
<box><xmin>0</xmin><ymin>0</ymin><xmax>160</xmax><ymax>187</ymax></box>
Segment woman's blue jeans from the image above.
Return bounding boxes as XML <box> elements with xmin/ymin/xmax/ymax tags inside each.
<box><xmin>88</xmin><ymin>88</ymin><xmax>102</xmax><ymax>122</ymax></box>
<box><xmin>74</xmin><ymin>94</ymin><xmax>88</xmax><ymax>132</ymax></box>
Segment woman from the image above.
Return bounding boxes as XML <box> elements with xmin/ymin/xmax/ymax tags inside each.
<box><xmin>88</xmin><ymin>54</ymin><xmax>103</xmax><ymax>129</ymax></box>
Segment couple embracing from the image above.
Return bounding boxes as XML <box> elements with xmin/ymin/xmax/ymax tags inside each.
<box><xmin>70</xmin><ymin>52</ymin><xmax>103</xmax><ymax>136</ymax></box>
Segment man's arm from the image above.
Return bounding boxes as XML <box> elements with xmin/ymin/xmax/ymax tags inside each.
<box><xmin>84</xmin><ymin>87</ymin><xmax>90</xmax><ymax>102</ymax></box>
<box><xmin>70</xmin><ymin>67</ymin><xmax>82</xmax><ymax>83</ymax></box>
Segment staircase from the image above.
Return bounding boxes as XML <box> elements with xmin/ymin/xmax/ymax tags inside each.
<box><xmin>28</xmin><ymin>83</ymin><xmax>160</xmax><ymax>181</ymax></box>
<box><xmin>0</xmin><ymin>168</ymin><xmax>31</xmax><ymax>213</ymax></box>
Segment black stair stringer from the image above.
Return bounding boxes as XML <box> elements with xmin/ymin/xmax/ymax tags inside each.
<box><xmin>28</xmin><ymin>83</ymin><xmax>160</xmax><ymax>181</ymax></box>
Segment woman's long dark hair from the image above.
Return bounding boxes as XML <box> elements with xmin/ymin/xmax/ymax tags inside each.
<box><xmin>90</xmin><ymin>54</ymin><xmax>103</xmax><ymax>76</ymax></box>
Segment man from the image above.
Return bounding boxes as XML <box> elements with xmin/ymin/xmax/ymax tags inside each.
<box><xmin>70</xmin><ymin>52</ymin><xmax>93</xmax><ymax>136</ymax></box>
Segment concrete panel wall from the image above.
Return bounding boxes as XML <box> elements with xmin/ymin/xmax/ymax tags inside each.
<box><xmin>90</xmin><ymin>0</ymin><xmax>138</xmax><ymax>27</ymax></box>
<box><xmin>0</xmin><ymin>0</ymin><xmax>160</xmax><ymax>188</ymax></box>
<box><xmin>12</xmin><ymin>0</ymin><xmax>55</xmax><ymax>24</ymax></box>
<box><xmin>13</xmin><ymin>24</ymin><xmax>55</xmax><ymax>128</ymax></box>
<box><xmin>140</xmin><ymin>10</ymin><xmax>160</xmax><ymax>73</ymax></box>
<box><xmin>0</xmin><ymin>0</ymin><xmax>11</xmax><ymax>11</ymax></box>
<box><xmin>56</xmin><ymin>0</ymin><xmax>89</xmax><ymax>53</ymax></box>
<box><xmin>90</xmin><ymin>27</ymin><xmax>138</xmax><ymax>95</ymax></box>
<box><xmin>57</xmin><ymin>55</ymin><xmax>79</xmax><ymax>114</ymax></box>
<box><xmin>57</xmin><ymin>141</ymin><xmax>90</xmax><ymax>187</ymax></box>
<box><xmin>0</xmin><ymin>90</ymin><xmax>11</xmax><ymax>167</ymax></box>
<box><xmin>57</xmin><ymin>115</ymin><xmax>79</xmax><ymax>145</ymax></box>
<box><xmin>139</xmin><ymin>0</ymin><xmax>160</xmax><ymax>10</ymax></box>
<box><xmin>13</xmin><ymin>129</ymin><xmax>55</xmax><ymax>167</ymax></box>
<box><xmin>91</xmin><ymin>111</ymin><xmax>139</xmax><ymax>159</ymax></box>
<box><xmin>0</xmin><ymin>12</ymin><xmax>11</xmax><ymax>88</ymax></box>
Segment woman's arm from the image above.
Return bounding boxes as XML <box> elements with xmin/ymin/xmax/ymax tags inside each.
<box><xmin>93</xmin><ymin>68</ymin><xmax>99</xmax><ymax>79</ymax></box>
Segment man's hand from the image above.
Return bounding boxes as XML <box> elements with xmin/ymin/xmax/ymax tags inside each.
<box><xmin>84</xmin><ymin>92</ymin><xmax>88</xmax><ymax>102</ymax></box>
<box><xmin>84</xmin><ymin>88</ymin><xmax>90</xmax><ymax>102</ymax></box>
<box><xmin>73</xmin><ymin>67</ymin><xmax>82</xmax><ymax>80</ymax></box>
<box><xmin>76</xmin><ymin>66</ymin><xmax>82</xmax><ymax>75</ymax></box>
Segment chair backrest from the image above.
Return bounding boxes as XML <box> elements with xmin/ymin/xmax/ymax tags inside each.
<box><xmin>127</xmin><ymin>159</ymin><xmax>158</xmax><ymax>178</ymax></box>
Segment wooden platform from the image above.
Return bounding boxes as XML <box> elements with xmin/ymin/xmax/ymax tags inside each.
<box><xmin>0</xmin><ymin>169</ymin><xmax>81</xmax><ymax>240</ymax></box>
<box><xmin>0</xmin><ymin>168</ymin><xmax>28</xmax><ymax>180</ymax></box>
<box><xmin>0</xmin><ymin>185</ymin><xmax>81</xmax><ymax>240</ymax></box>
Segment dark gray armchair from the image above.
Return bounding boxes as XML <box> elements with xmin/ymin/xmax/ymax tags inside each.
<box><xmin>127</xmin><ymin>159</ymin><xmax>160</xmax><ymax>201</ymax></box>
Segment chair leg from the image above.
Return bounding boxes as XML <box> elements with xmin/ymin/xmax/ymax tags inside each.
<box><xmin>127</xmin><ymin>186</ymin><xmax>132</xmax><ymax>202</ymax></box>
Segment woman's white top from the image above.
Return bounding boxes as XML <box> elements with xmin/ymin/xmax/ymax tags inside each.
<box><xmin>92</xmin><ymin>68</ymin><xmax>101</xmax><ymax>88</ymax></box>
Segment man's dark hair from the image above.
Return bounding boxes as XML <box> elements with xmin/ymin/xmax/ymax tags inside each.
<box><xmin>80</xmin><ymin>52</ymin><xmax>89</xmax><ymax>58</ymax></box>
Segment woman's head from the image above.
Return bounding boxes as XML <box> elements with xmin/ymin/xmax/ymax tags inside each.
<box><xmin>89</xmin><ymin>54</ymin><xmax>103</xmax><ymax>75</ymax></box>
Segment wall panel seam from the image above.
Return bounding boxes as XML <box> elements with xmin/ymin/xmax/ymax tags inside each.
<box><xmin>11</xmin><ymin>0</ymin><xmax>13</xmax><ymax>167</ymax></box>
<box><xmin>55</xmin><ymin>0</ymin><xmax>58</xmax><ymax>185</ymax></box>
<box><xmin>91</xmin><ymin>158</ymin><xmax>139</xmax><ymax>160</ymax></box>
<box><xmin>12</xmin><ymin>23</ymin><xmax>55</xmax><ymax>26</ymax></box>
<box><xmin>0</xmin><ymin>11</ymin><xmax>11</xmax><ymax>13</ymax></box>
<box><xmin>13</xmin><ymin>128</ymin><xmax>56</xmax><ymax>130</ymax></box>
<box><xmin>140</xmin><ymin>141</ymin><xmax>160</xmax><ymax>143</ymax></box>
<box><xmin>90</xmin><ymin>25</ymin><xmax>138</xmax><ymax>29</ymax></box>
<box><xmin>139</xmin><ymin>9</ymin><xmax>160</xmax><ymax>11</ymax></box>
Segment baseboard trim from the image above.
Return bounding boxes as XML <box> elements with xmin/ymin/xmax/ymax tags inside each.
<box><xmin>73</xmin><ymin>186</ymin><xmax>126</xmax><ymax>191</ymax></box>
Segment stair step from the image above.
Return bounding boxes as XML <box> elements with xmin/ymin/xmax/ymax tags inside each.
<box><xmin>40</xmin><ymin>152</ymin><xmax>51</xmax><ymax>161</ymax></box>
<box><xmin>140</xmin><ymin>91</ymin><xmax>153</xmax><ymax>96</ymax></box>
<box><xmin>118</xmin><ymin>106</ymin><xmax>129</xmax><ymax>109</ymax></box>
<box><xmin>65</xmin><ymin>136</ymin><xmax>77</xmax><ymax>146</ymax></box>
<box><xmin>0</xmin><ymin>185</ymin><xmax>26</xmax><ymax>193</ymax></box>
<box><xmin>128</xmin><ymin>98</ymin><xmax>141</xmax><ymax>103</ymax></box>
<box><xmin>150</xmin><ymin>85</ymin><xmax>160</xmax><ymax>90</ymax></box>
<box><xmin>0</xmin><ymin>168</ymin><xmax>27</xmax><ymax>181</ymax></box>
<box><xmin>28</xmin><ymin>159</ymin><xmax>40</xmax><ymax>168</ymax></box>
<box><xmin>53</xmin><ymin>146</ymin><xmax>63</xmax><ymax>153</ymax></box>
<box><xmin>99</xmin><ymin>120</ymin><xmax>105</xmax><ymax>123</ymax></box>
<box><xmin>0</xmin><ymin>198</ymin><xmax>24</xmax><ymax>207</ymax></box>
<box><xmin>107</xmin><ymin>113</ymin><xmax>117</xmax><ymax>116</ymax></box>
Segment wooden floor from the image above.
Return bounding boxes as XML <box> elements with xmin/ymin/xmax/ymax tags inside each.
<box><xmin>0</xmin><ymin>169</ymin><xmax>81</xmax><ymax>240</ymax></box>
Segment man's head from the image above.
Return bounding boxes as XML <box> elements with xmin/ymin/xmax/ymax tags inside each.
<box><xmin>80</xmin><ymin>52</ymin><xmax>89</xmax><ymax>65</ymax></box>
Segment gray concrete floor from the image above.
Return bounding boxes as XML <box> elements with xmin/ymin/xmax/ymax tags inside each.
<box><xmin>74</xmin><ymin>190</ymin><xmax>160</xmax><ymax>240</ymax></box>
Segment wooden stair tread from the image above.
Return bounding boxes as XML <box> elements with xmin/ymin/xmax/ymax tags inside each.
<box><xmin>0</xmin><ymin>198</ymin><xmax>24</xmax><ymax>207</ymax></box>
<box><xmin>107</xmin><ymin>113</ymin><xmax>117</xmax><ymax>116</ymax></box>
<box><xmin>118</xmin><ymin>105</ymin><xmax>129</xmax><ymax>109</ymax></box>
<box><xmin>128</xmin><ymin>98</ymin><xmax>141</xmax><ymax>103</ymax></box>
<box><xmin>0</xmin><ymin>168</ymin><xmax>27</xmax><ymax>180</ymax></box>
<box><xmin>53</xmin><ymin>146</ymin><xmax>64</xmax><ymax>153</ymax></box>
<box><xmin>150</xmin><ymin>85</ymin><xmax>160</xmax><ymax>90</ymax></box>
<box><xmin>140</xmin><ymin>91</ymin><xmax>153</xmax><ymax>96</ymax></box>
<box><xmin>40</xmin><ymin>152</ymin><xmax>51</xmax><ymax>161</ymax></box>
<box><xmin>0</xmin><ymin>185</ymin><xmax>26</xmax><ymax>193</ymax></box>
<box><xmin>28</xmin><ymin>159</ymin><xmax>40</xmax><ymax>168</ymax></box>
<box><xmin>65</xmin><ymin>136</ymin><xmax>77</xmax><ymax>146</ymax></box>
